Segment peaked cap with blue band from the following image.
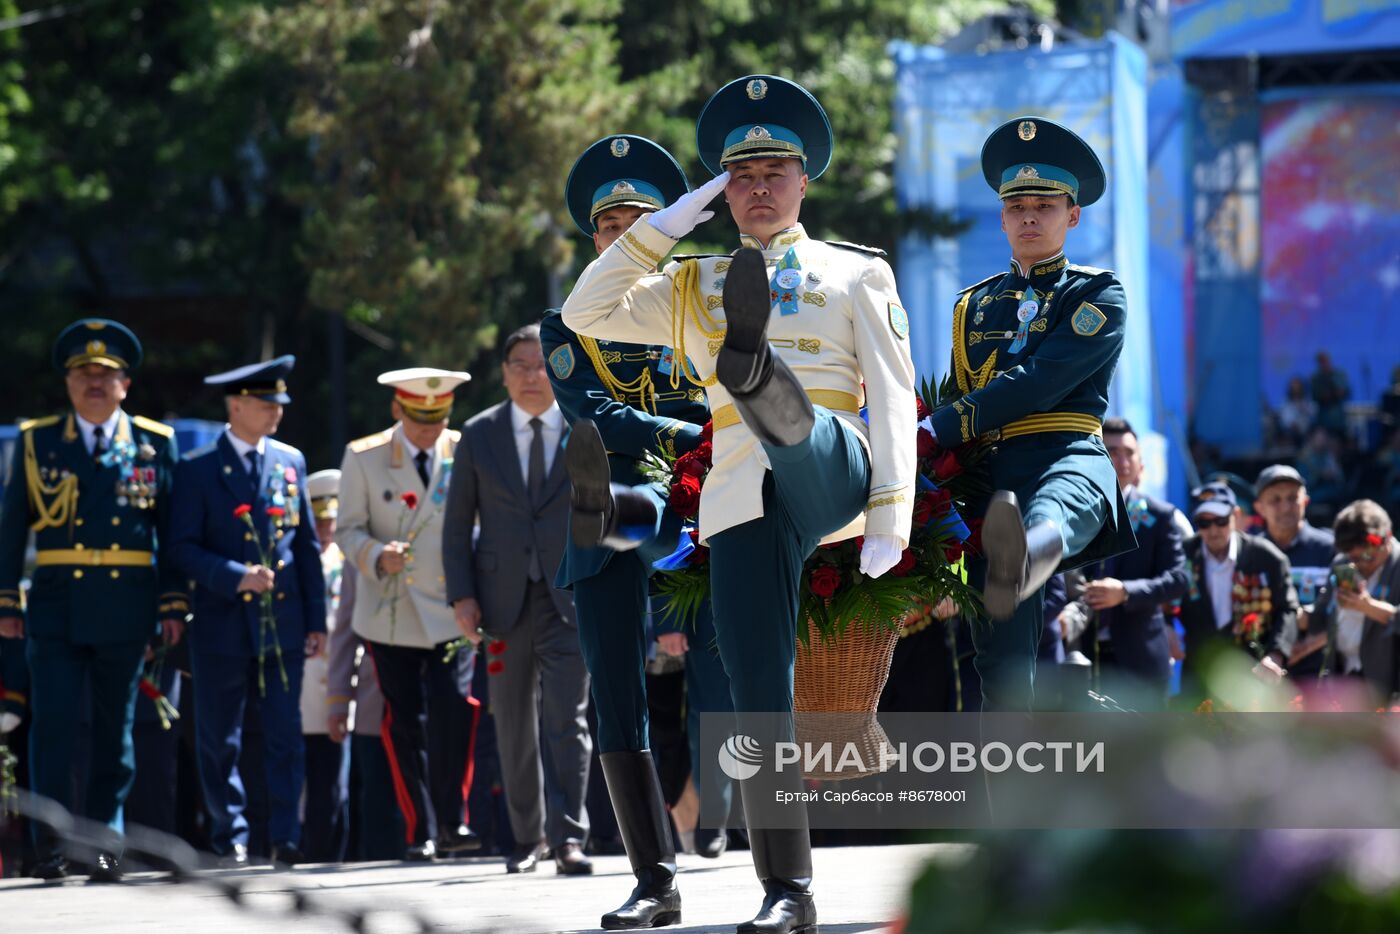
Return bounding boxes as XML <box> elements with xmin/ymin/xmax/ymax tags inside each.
<box><xmin>52</xmin><ymin>318</ymin><xmax>143</xmax><ymax>372</ymax></box>
<box><xmin>204</xmin><ymin>355</ymin><xmax>297</xmax><ymax>404</ymax></box>
<box><xmin>565</xmin><ymin>135</ymin><xmax>690</xmax><ymax>236</ymax></box>
<box><xmin>981</xmin><ymin>116</ymin><xmax>1106</xmax><ymax>207</ymax></box>
<box><xmin>696</xmin><ymin>75</ymin><xmax>833</xmax><ymax>181</ymax></box>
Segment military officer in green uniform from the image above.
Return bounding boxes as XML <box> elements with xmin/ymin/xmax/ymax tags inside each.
<box><xmin>926</xmin><ymin>118</ymin><xmax>1135</xmax><ymax>711</ymax></box>
<box><xmin>564</xmin><ymin>76</ymin><xmax>917</xmax><ymax>934</ymax></box>
<box><xmin>545</xmin><ymin>134</ymin><xmax>732</xmax><ymax>930</ymax></box>
<box><xmin>0</xmin><ymin>319</ymin><xmax>189</xmax><ymax>881</ymax></box>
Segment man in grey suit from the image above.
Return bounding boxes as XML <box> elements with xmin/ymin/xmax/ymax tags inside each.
<box><xmin>443</xmin><ymin>323</ymin><xmax>593</xmax><ymax>875</ymax></box>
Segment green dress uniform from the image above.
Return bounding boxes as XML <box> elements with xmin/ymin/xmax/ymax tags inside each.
<box><xmin>549</xmin><ymin>134</ymin><xmax>727</xmax><ymax>930</ymax></box>
<box><xmin>927</xmin><ymin>118</ymin><xmax>1136</xmax><ymax>711</ymax></box>
<box><xmin>0</xmin><ymin>320</ymin><xmax>188</xmax><ymax>873</ymax></box>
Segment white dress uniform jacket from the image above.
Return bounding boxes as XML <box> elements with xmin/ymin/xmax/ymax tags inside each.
<box><xmin>334</xmin><ymin>423</ymin><xmax>462</xmax><ymax>647</ymax></box>
<box><xmin>562</xmin><ymin>219</ymin><xmax>917</xmax><ymax>546</ymax></box>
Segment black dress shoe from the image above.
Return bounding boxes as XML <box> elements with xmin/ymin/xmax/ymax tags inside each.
<box><xmin>505</xmin><ymin>841</ymin><xmax>548</xmax><ymax>874</ymax></box>
<box><xmin>31</xmin><ymin>854</ymin><xmax>69</xmax><ymax>880</ymax></box>
<box><xmin>88</xmin><ymin>852</ymin><xmax>123</xmax><ymax>884</ymax></box>
<box><xmin>404</xmin><ymin>838</ymin><xmax>437</xmax><ymax>862</ymax></box>
<box><xmin>270</xmin><ymin>843</ymin><xmax>306</xmax><ymax>867</ymax></box>
<box><xmin>554</xmin><ymin>841</ymin><xmax>593</xmax><ymax>876</ymax></box>
<box><xmin>435</xmin><ymin>824</ymin><xmax>483</xmax><ymax>853</ymax></box>
<box><xmin>736</xmin><ymin>883</ymin><xmax>817</xmax><ymax>934</ymax></box>
<box><xmin>216</xmin><ymin>843</ymin><xmax>249</xmax><ymax>868</ymax></box>
<box><xmin>695</xmin><ymin>828</ymin><xmax>729</xmax><ymax>859</ymax></box>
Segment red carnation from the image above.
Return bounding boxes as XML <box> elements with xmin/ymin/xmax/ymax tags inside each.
<box><xmin>965</xmin><ymin>518</ymin><xmax>984</xmax><ymax>555</ymax></box>
<box><xmin>267</xmin><ymin>506</ymin><xmax>286</xmax><ymax>518</ymax></box>
<box><xmin>233</xmin><ymin>504</ymin><xmax>252</xmax><ymax>518</ymax></box>
<box><xmin>1367</xmin><ymin>533</ymin><xmax>1384</xmax><ymax>548</ymax></box>
<box><xmin>688</xmin><ymin>545</ymin><xmax>710</xmax><ymax>567</ymax></box>
<box><xmin>916</xmin><ymin>428</ymin><xmax>937</xmax><ymax>459</ymax></box>
<box><xmin>669</xmin><ymin>474</ymin><xmax>702</xmax><ymax>517</ymax></box>
<box><xmin>687</xmin><ymin>527</ymin><xmax>702</xmax><ymax>546</ymax></box>
<box><xmin>890</xmin><ymin>548</ymin><xmax>917</xmax><ymax>577</ymax></box>
<box><xmin>916</xmin><ymin>397</ymin><xmax>932</xmax><ymax>421</ymax></box>
<box><xmin>678</xmin><ymin>454</ymin><xmax>707</xmax><ymax>479</ymax></box>
<box><xmin>138</xmin><ymin>678</ymin><xmax>161</xmax><ymax>700</ymax></box>
<box><xmin>809</xmin><ymin>566</ymin><xmax>842</xmax><ymax>599</ymax></box>
<box><xmin>486</xmin><ymin>659</ymin><xmax>505</xmax><ymax>675</ymax></box>
<box><xmin>694</xmin><ymin>440</ymin><xmax>713</xmax><ymax>468</ymax></box>
<box><xmin>486</xmin><ymin>640</ymin><xmax>507</xmax><ymax>656</ymax></box>
<box><xmin>930</xmin><ymin>449</ymin><xmax>963</xmax><ymax>483</ymax></box>
<box><xmin>401</xmin><ymin>491</ymin><xmax>419</xmax><ymax>510</ymax></box>
<box><xmin>700</xmin><ymin>420</ymin><xmax>713</xmax><ymax>443</ymax></box>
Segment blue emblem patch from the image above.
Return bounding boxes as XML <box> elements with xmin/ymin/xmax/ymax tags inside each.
<box><xmin>1071</xmin><ymin>302</ymin><xmax>1107</xmax><ymax>337</ymax></box>
<box><xmin>549</xmin><ymin>344</ymin><xmax>575</xmax><ymax>379</ymax></box>
<box><xmin>887</xmin><ymin>302</ymin><xmax>909</xmax><ymax>340</ymax></box>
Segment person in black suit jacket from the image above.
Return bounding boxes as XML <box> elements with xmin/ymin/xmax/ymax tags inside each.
<box><xmin>1177</xmin><ymin>482</ymin><xmax>1297</xmax><ymax>705</ymax></box>
<box><xmin>1079</xmin><ymin>419</ymin><xmax>1187</xmax><ymax>708</ymax></box>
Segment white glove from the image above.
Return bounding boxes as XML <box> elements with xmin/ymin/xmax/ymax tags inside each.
<box><xmin>859</xmin><ymin>534</ymin><xmax>905</xmax><ymax>579</ymax></box>
<box><xmin>647</xmin><ymin>172</ymin><xmax>730</xmax><ymax>240</ymax></box>
<box><xmin>0</xmin><ymin>712</ymin><xmax>20</xmax><ymax>734</ymax></box>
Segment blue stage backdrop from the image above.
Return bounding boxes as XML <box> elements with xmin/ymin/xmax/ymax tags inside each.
<box><xmin>891</xmin><ymin>35</ymin><xmax>1159</xmax><ymax>483</ymax></box>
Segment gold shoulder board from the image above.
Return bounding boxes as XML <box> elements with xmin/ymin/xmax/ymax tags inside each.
<box><xmin>349</xmin><ymin>429</ymin><xmax>393</xmax><ymax>454</ymax></box>
<box><xmin>132</xmin><ymin>415</ymin><xmax>175</xmax><ymax>438</ymax></box>
<box><xmin>19</xmin><ymin>415</ymin><xmax>61</xmax><ymax>432</ymax></box>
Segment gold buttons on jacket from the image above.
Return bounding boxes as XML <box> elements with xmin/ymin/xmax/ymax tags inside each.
<box><xmin>243</xmin><ymin>592</ymin><xmax>253</xmax><ymax>602</ymax></box>
<box><xmin>73</xmin><ymin>570</ymin><xmax>84</xmax><ymax>579</ymax></box>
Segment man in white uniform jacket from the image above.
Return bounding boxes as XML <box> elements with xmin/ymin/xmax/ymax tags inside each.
<box><xmin>335</xmin><ymin>367</ymin><xmax>482</xmax><ymax>862</ymax></box>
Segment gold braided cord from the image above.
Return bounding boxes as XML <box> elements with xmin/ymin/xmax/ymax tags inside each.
<box><xmin>578</xmin><ymin>334</ymin><xmax>658</xmax><ymax>414</ymax></box>
<box><xmin>669</xmin><ymin>260</ymin><xmax>720</xmax><ymax>390</ymax></box>
<box><xmin>24</xmin><ymin>429</ymin><xmax>78</xmax><ymax>534</ymax></box>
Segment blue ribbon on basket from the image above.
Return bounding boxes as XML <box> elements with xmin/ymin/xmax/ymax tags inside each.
<box><xmin>653</xmin><ymin>526</ymin><xmax>697</xmax><ymax>571</ymax></box>
<box><xmin>916</xmin><ymin>473</ymin><xmax>971</xmax><ymax>541</ymax></box>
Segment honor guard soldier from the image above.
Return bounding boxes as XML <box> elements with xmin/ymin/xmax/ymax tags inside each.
<box><xmin>563</xmin><ymin>76</ymin><xmax>917</xmax><ymax>934</ymax></box>
<box><xmin>926</xmin><ymin>117</ymin><xmax>1135</xmax><ymax>710</ymax></box>
<box><xmin>546</xmin><ymin>134</ymin><xmax>734</xmax><ymax>929</ymax></box>
<box><xmin>0</xmin><ymin>319</ymin><xmax>189</xmax><ymax>881</ymax></box>
<box><xmin>335</xmin><ymin>368</ymin><xmax>482</xmax><ymax>861</ymax></box>
<box><xmin>167</xmin><ymin>356</ymin><xmax>326</xmax><ymax>867</ymax></box>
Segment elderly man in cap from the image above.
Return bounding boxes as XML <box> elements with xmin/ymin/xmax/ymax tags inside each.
<box><xmin>921</xmin><ymin>117</ymin><xmax>1138</xmax><ymax>711</ymax></box>
<box><xmin>564</xmin><ymin>75</ymin><xmax>916</xmax><ymax>934</ymax></box>
<box><xmin>167</xmin><ymin>356</ymin><xmax>326</xmax><ymax>867</ymax></box>
<box><xmin>298</xmin><ymin>468</ymin><xmax>350</xmax><ymax>862</ymax></box>
<box><xmin>336</xmin><ymin>368</ymin><xmax>482</xmax><ymax>861</ymax></box>
<box><xmin>0</xmin><ymin>319</ymin><xmax>188</xmax><ymax>881</ymax></box>
<box><xmin>1177</xmin><ymin>481</ymin><xmax>1297</xmax><ymax>703</ymax></box>
<box><xmin>1252</xmin><ymin>464</ymin><xmax>1336</xmax><ymax>671</ymax></box>
<box><xmin>545</xmin><ymin>134</ymin><xmax>735</xmax><ymax>927</ymax></box>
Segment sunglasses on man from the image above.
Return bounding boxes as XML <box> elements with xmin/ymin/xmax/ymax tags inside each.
<box><xmin>1194</xmin><ymin>515</ymin><xmax>1231</xmax><ymax>530</ymax></box>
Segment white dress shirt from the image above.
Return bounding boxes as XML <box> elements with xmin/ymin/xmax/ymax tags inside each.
<box><xmin>77</xmin><ymin>411</ymin><xmax>122</xmax><ymax>456</ymax></box>
<box><xmin>509</xmin><ymin>401</ymin><xmax>563</xmax><ymax>483</ymax></box>
<box><xmin>1335</xmin><ymin>564</ymin><xmax>1383</xmax><ymax>674</ymax></box>
<box><xmin>398</xmin><ymin>430</ymin><xmax>437</xmax><ymax>483</ymax></box>
<box><xmin>1203</xmin><ymin>533</ymin><xmax>1239</xmax><ymax>631</ymax></box>
<box><xmin>224</xmin><ymin>427</ymin><xmax>267</xmax><ymax>465</ymax></box>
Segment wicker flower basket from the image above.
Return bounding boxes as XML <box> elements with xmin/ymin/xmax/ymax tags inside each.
<box><xmin>792</xmin><ymin>616</ymin><xmax>901</xmax><ymax>781</ymax></box>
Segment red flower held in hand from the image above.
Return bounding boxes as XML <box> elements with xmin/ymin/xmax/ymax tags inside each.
<box><xmin>688</xmin><ymin>545</ymin><xmax>709</xmax><ymax>567</ymax></box>
<box><xmin>486</xmin><ymin>640</ymin><xmax>507</xmax><ymax>656</ymax></box>
<box><xmin>670</xmin><ymin>474</ymin><xmax>702</xmax><ymax>517</ymax></box>
<box><xmin>915</xmin><ymin>428</ymin><xmax>937</xmax><ymax>459</ymax></box>
<box><xmin>233</xmin><ymin>504</ymin><xmax>253</xmax><ymax>519</ymax></box>
<box><xmin>486</xmin><ymin>659</ymin><xmax>505</xmax><ymax>675</ymax></box>
<box><xmin>890</xmin><ymin>548</ymin><xmax>917</xmax><ymax>577</ymax></box>
<box><xmin>267</xmin><ymin>506</ymin><xmax>286</xmax><ymax>518</ymax></box>
<box><xmin>401</xmin><ymin>491</ymin><xmax>419</xmax><ymax>510</ymax></box>
<box><xmin>965</xmin><ymin>517</ymin><xmax>984</xmax><ymax>555</ymax></box>
<box><xmin>694</xmin><ymin>440</ymin><xmax>713</xmax><ymax>467</ymax></box>
<box><xmin>700</xmin><ymin>420</ymin><xmax>713</xmax><ymax>443</ymax></box>
<box><xmin>916</xmin><ymin>397</ymin><xmax>932</xmax><ymax>421</ymax></box>
<box><xmin>809</xmin><ymin>566</ymin><xmax>842</xmax><ymax>599</ymax></box>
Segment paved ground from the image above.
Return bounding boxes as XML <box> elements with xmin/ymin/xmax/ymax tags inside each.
<box><xmin>1</xmin><ymin>843</ymin><xmax>969</xmax><ymax>933</ymax></box>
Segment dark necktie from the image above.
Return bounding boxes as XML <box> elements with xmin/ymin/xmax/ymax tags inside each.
<box><xmin>414</xmin><ymin>450</ymin><xmax>431</xmax><ymax>489</ymax></box>
<box><xmin>526</xmin><ymin>418</ymin><xmax>545</xmax><ymax>581</ymax></box>
<box><xmin>92</xmin><ymin>425</ymin><xmax>107</xmax><ymax>463</ymax></box>
<box><xmin>527</xmin><ymin>418</ymin><xmax>545</xmax><ymax>506</ymax></box>
<box><xmin>246</xmin><ymin>449</ymin><xmax>261</xmax><ymax>486</ymax></box>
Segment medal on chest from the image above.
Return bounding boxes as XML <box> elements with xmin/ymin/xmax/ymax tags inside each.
<box><xmin>1009</xmin><ymin>289</ymin><xmax>1040</xmax><ymax>354</ymax></box>
<box><xmin>769</xmin><ymin>247</ymin><xmax>802</xmax><ymax>317</ymax></box>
